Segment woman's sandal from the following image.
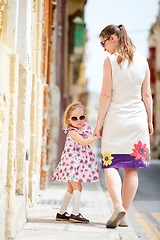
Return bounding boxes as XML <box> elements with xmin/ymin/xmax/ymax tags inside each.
<box><xmin>106</xmin><ymin>206</ymin><xmax>126</xmax><ymax>228</ymax></box>
<box><xmin>118</xmin><ymin>217</ymin><xmax>128</xmax><ymax>227</ymax></box>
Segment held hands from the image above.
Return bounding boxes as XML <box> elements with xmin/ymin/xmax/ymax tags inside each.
<box><xmin>148</xmin><ymin>122</ymin><xmax>153</xmax><ymax>136</ymax></box>
<box><xmin>93</xmin><ymin>125</ymin><xmax>103</xmax><ymax>138</ymax></box>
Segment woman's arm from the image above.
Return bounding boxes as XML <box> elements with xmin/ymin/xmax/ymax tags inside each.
<box><xmin>70</xmin><ymin>130</ymin><xmax>99</xmax><ymax>146</ymax></box>
<box><xmin>142</xmin><ymin>65</ymin><xmax>153</xmax><ymax>135</ymax></box>
<box><xmin>94</xmin><ymin>57</ymin><xmax>112</xmax><ymax>137</ymax></box>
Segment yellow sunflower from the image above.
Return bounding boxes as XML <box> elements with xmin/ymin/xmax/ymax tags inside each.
<box><xmin>102</xmin><ymin>151</ymin><xmax>114</xmax><ymax>167</ymax></box>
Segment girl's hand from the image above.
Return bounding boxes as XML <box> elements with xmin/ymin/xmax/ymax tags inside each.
<box><xmin>93</xmin><ymin>125</ymin><xmax>103</xmax><ymax>138</ymax></box>
<box><xmin>148</xmin><ymin>122</ymin><xmax>153</xmax><ymax>136</ymax></box>
<box><xmin>94</xmin><ymin>135</ymin><xmax>101</xmax><ymax>140</ymax></box>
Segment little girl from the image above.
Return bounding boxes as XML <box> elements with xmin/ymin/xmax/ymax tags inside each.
<box><xmin>52</xmin><ymin>102</ymin><xmax>100</xmax><ymax>223</ymax></box>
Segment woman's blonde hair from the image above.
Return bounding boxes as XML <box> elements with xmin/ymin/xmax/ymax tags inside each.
<box><xmin>99</xmin><ymin>24</ymin><xmax>135</xmax><ymax>66</ymax></box>
<box><xmin>63</xmin><ymin>102</ymin><xmax>86</xmax><ymax>129</ymax></box>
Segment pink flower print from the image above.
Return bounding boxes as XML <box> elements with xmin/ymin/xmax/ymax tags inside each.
<box><xmin>130</xmin><ymin>140</ymin><xmax>149</xmax><ymax>160</ymax></box>
<box><xmin>62</xmin><ymin>162</ymin><xmax>65</xmax><ymax>166</ymax></box>
<box><xmin>83</xmin><ymin>174</ymin><xmax>85</xmax><ymax>178</ymax></box>
<box><xmin>79</xmin><ymin>179</ymin><xmax>83</xmax><ymax>182</ymax></box>
<box><xmin>85</xmin><ymin>160</ymin><xmax>88</xmax><ymax>164</ymax></box>
<box><xmin>75</xmin><ymin>172</ymin><xmax>79</xmax><ymax>176</ymax></box>
<box><xmin>67</xmin><ymin>148</ymin><xmax>70</xmax><ymax>152</ymax></box>
<box><xmin>94</xmin><ymin>176</ymin><xmax>98</xmax><ymax>180</ymax></box>
<box><xmin>69</xmin><ymin>143</ymin><xmax>73</xmax><ymax>147</ymax></box>
<box><xmin>64</xmin><ymin>167</ymin><xmax>67</xmax><ymax>171</ymax></box>
<box><xmin>66</xmin><ymin>172</ymin><xmax>69</xmax><ymax>176</ymax></box>
<box><xmin>76</xmin><ymin>147</ymin><xmax>80</xmax><ymax>152</ymax></box>
<box><xmin>81</xmin><ymin>170</ymin><xmax>83</xmax><ymax>172</ymax></box>
<box><xmin>69</xmin><ymin>153</ymin><xmax>72</xmax><ymax>157</ymax></box>
<box><xmin>87</xmin><ymin>179</ymin><xmax>91</xmax><ymax>183</ymax></box>
<box><xmin>88</xmin><ymin>164</ymin><xmax>91</xmax><ymax>168</ymax></box>
<box><xmin>92</xmin><ymin>171</ymin><xmax>95</xmax><ymax>174</ymax></box>
<box><xmin>80</xmin><ymin>160</ymin><xmax>83</xmax><ymax>164</ymax></box>
<box><xmin>71</xmin><ymin>160</ymin><xmax>74</xmax><ymax>164</ymax></box>
<box><xmin>70</xmin><ymin>166</ymin><xmax>73</xmax><ymax>170</ymax></box>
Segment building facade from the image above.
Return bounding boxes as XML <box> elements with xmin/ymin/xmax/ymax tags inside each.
<box><xmin>148</xmin><ymin>2</ymin><xmax>160</xmax><ymax>159</ymax></box>
<box><xmin>0</xmin><ymin>0</ymin><xmax>87</xmax><ymax>239</ymax></box>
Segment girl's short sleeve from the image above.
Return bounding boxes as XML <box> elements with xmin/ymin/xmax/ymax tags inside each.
<box><xmin>65</xmin><ymin>127</ymin><xmax>82</xmax><ymax>136</ymax></box>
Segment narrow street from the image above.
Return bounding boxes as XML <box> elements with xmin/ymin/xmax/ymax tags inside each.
<box><xmin>1</xmin><ymin>1</ymin><xmax>160</xmax><ymax>240</ymax></box>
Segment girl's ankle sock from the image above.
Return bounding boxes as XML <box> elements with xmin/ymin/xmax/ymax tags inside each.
<box><xmin>72</xmin><ymin>190</ymin><xmax>81</xmax><ymax>215</ymax></box>
<box><xmin>59</xmin><ymin>191</ymin><xmax>72</xmax><ymax>214</ymax></box>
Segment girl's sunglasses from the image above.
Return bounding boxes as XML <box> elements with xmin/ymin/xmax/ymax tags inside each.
<box><xmin>100</xmin><ymin>36</ymin><xmax>110</xmax><ymax>48</ymax></box>
<box><xmin>69</xmin><ymin>115</ymin><xmax>86</xmax><ymax>122</ymax></box>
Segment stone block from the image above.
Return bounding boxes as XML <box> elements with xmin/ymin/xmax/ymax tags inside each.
<box><xmin>0</xmin><ymin>193</ymin><xmax>6</xmax><ymax>240</ymax></box>
<box><xmin>31</xmin><ymin>74</ymin><xmax>37</xmax><ymax>103</ymax></box>
<box><xmin>5</xmin><ymin>195</ymin><xmax>26</xmax><ymax>239</ymax></box>
<box><xmin>9</xmin><ymin>53</ymin><xmax>19</xmax><ymax>94</ymax></box>
<box><xmin>0</xmin><ymin>43</ymin><xmax>10</xmax><ymax>94</ymax></box>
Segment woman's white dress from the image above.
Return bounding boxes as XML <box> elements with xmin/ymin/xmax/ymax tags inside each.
<box><xmin>101</xmin><ymin>52</ymin><xmax>151</xmax><ymax>169</ymax></box>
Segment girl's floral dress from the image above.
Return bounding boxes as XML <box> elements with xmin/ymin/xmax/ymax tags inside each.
<box><xmin>52</xmin><ymin>122</ymin><xmax>99</xmax><ymax>183</ymax></box>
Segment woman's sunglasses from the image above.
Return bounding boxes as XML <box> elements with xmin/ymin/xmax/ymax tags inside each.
<box><xmin>69</xmin><ymin>115</ymin><xmax>86</xmax><ymax>122</ymax></box>
<box><xmin>100</xmin><ymin>36</ymin><xmax>110</xmax><ymax>48</ymax></box>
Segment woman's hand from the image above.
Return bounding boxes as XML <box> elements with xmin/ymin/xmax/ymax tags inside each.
<box><xmin>93</xmin><ymin>125</ymin><xmax>103</xmax><ymax>138</ymax></box>
<box><xmin>148</xmin><ymin>122</ymin><xmax>153</xmax><ymax>136</ymax></box>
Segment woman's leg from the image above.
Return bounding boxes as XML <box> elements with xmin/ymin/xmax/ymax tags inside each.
<box><xmin>104</xmin><ymin>168</ymin><xmax>122</xmax><ymax>210</ymax></box>
<box><xmin>105</xmin><ymin>168</ymin><xmax>126</xmax><ymax>228</ymax></box>
<box><xmin>59</xmin><ymin>183</ymin><xmax>73</xmax><ymax>214</ymax></box>
<box><xmin>122</xmin><ymin>168</ymin><xmax>138</xmax><ymax>216</ymax></box>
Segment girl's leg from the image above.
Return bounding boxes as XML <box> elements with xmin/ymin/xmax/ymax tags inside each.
<box><xmin>70</xmin><ymin>182</ymin><xmax>89</xmax><ymax>223</ymax></box>
<box><xmin>70</xmin><ymin>182</ymin><xmax>82</xmax><ymax>192</ymax></box>
<box><xmin>104</xmin><ymin>168</ymin><xmax>122</xmax><ymax>210</ymax></box>
<box><xmin>122</xmin><ymin>168</ymin><xmax>138</xmax><ymax>217</ymax></box>
<box><xmin>59</xmin><ymin>183</ymin><xmax>73</xmax><ymax>214</ymax></box>
<box><xmin>70</xmin><ymin>182</ymin><xmax>82</xmax><ymax>215</ymax></box>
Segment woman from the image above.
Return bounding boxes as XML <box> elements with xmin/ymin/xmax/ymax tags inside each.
<box><xmin>94</xmin><ymin>24</ymin><xmax>153</xmax><ymax>228</ymax></box>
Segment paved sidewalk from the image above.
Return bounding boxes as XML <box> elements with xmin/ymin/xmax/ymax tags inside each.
<box><xmin>15</xmin><ymin>181</ymin><xmax>138</xmax><ymax>240</ymax></box>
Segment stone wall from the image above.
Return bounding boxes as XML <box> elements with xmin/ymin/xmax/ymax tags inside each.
<box><xmin>0</xmin><ymin>43</ymin><xmax>10</xmax><ymax>240</ymax></box>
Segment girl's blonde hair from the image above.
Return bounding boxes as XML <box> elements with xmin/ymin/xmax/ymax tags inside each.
<box><xmin>99</xmin><ymin>24</ymin><xmax>135</xmax><ymax>67</ymax></box>
<box><xmin>63</xmin><ymin>102</ymin><xmax>86</xmax><ymax>129</ymax></box>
